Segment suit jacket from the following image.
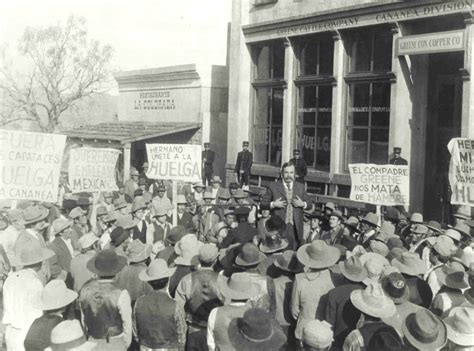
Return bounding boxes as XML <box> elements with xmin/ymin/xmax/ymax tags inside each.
<box><xmin>169</xmin><ymin>212</ymin><xmax>195</xmax><ymax>232</ymax></box>
<box><xmin>124</xmin><ymin>179</ymin><xmax>138</xmax><ymax>202</ymax></box>
<box><xmin>389</xmin><ymin>157</ymin><xmax>408</xmax><ymax>165</ymax></box>
<box><xmin>202</xmin><ymin>150</ymin><xmax>215</xmax><ymax>174</ymax></box>
<box><xmin>234</xmin><ymin>150</ymin><xmax>253</xmax><ymax>174</ymax></box>
<box><xmin>262</xmin><ymin>181</ymin><xmax>311</xmax><ymax>242</ymax></box>
<box><xmin>49</xmin><ymin>237</ymin><xmax>73</xmax><ymax>272</ymax></box>
<box><xmin>220</xmin><ymin>222</ymin><xmax>257</xmax><ymax>249</ymax></box>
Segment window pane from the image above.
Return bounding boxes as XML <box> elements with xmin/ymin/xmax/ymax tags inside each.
<box><xmin>318</xmin><ymin>85</ymin><xmax>333</xmax><ymax>109</ymax></box>
<box><xmin>370</xmin><ymin>129</ymin><xmax>389</xmax><ymax>164</ymax></box>
<box><xmin>319</xmin><ymin>39</ymin><xmax>334</xmax><ymax>75</ymax></box>
<box><xmin>254</xmin><ymin>125</ymin><xmax>269</xmax><ymax>163</ymax></box>
<box><xmin>316</xmin><ymin>127</ymin><xmax>331</xmax><ymax>172</ymax></box>
<box><xmin>301</xmin><ymin>41</ymin><xmax>318</xmax><ymax>76</ymax></box>
<box><xmin>348</xmin><ymin>83</ymin><xmax>370</xmax><ymax>126</ymax></box>
<box><xmin>298</xmin><ymin>86</ymin><xmax>316</xmax><ymax>124</ymax></box>
<box><xmin>256</xmin><ymin>46</ymin><xmax>270</xmax><ymax>80</ymax></box>
<box><xmin>371</xmin><ymin>83</ymin><xmax>391</xmax><ymax>127</ymax></box>
<box><xmin>272</xmin><ymin>89</ymin><xmax>284</xmax><ymax>125</ymax></box>
<box><xmin>351</xmin><ymin>35</ymin><xmax>371</xmax><ymax>72</ymax></box>
<box><xmin>297</xmin><ymin>127</ymin><xmax>316</xmax><ymax>167</ymax></box>
<box><xmin>255</xmin><ymin>88</ymin><xmax>270</xmax><ymax>125</ymax></box>
<box><xmin>373</xmin><ymin>31</ymin><xmax>393</xmax><ymax>71</ymax></box>
<box><xmin>270</xmin><ymin>127</ymin><xmax>283</xmax><ymax>165</ymax></box>
<box><xmin>347</xmin><ymin>128</ymin><xmax>368</xmax><ymax>164</ymax></box>
<box><xmin>273</xmin><ymin>43</ymin><xmax>285</xmax><ymax>79</ymax></box>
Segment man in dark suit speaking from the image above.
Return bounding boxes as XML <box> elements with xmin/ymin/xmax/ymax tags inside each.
<box><xmin>262</xmin><ymin>162</ymin><xmax>311</xmax><ymax>248</ymax></box>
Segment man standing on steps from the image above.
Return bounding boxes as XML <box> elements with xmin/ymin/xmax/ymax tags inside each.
<box><xmin>202</xmin><ymin>142</ymin><xmax>215</xmax><ymax>186</ymax></box>
<box><xmin>234</xmin><ymin>141</ymin><xmax>253</xmax><ymax>187</ymax></box>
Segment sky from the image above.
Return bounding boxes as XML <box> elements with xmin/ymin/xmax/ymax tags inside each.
<box><xmin>0</xmin><ymin>0</ymin><xmax>232</xmax><ymax>74</ymax></box>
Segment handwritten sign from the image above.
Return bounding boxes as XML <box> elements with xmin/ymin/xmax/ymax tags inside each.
<box><xmin>396</xmin><ymin>30</ymin><xmax>464</xmax><ymax>56</ymax></box>
<box><xmin>448</xmin><ymin>138</ymin><xmax>474</xmax><ymax>206</ymax></box>
<box><xmin>349</xmin><ymin>164</ymin><xmax>410</xmax><ymax>206</ymax></box>
<box><xmin>146</xmin><ymin>144</ymin><xmax>201</xmax><ymax>182</ymax></box>
<box><xmin>0</xmin><ymin>129</ymin><xmax>66</xmax><ymax>202</ymax></box>
<box><xmin>69</xmin><ymin>147</ymin><xmax>120</xmax><ymax>193</ymax></box>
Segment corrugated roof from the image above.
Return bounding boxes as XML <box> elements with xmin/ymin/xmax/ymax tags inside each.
<box><xmin>63</xmin><ymin>121</ymin><xmax>201</xmax><ymax>144</ymax></box>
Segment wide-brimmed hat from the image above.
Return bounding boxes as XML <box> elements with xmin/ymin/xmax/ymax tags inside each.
<box><xmin>104</xmin><ymin>210</ymin><xmax>119</xmax><ymax>223</ymax></box>
<box><xmin>350</xmin><ymin>284</ymin><xmax>396</xmax><ymax>319</ymax></box>
<box><xmin>329</xmin><ymin>210</ymin><xmax>344</xmax><ymax>220</ymax></box>
<box><xmin>309</xmin><ymin>209</ymin><xmax>325</xmax><ymax>221</ymax></box>
<box><xmin>175</xmin><ymin>234</ymin><xmax>203</xmax><ymax>266</ymax></box>
<box><xmin>368</xmin><ymin>240</ymin><xmax>389</xmax><ymax>257</ymax></box>
<box><xmin>110</xmin><ymin>227</ymin><xmax>129</xmax><ymax>247</ymax></box>
<box><xmin>218</xmin><ymin>189</ymin><xmax>231</xmax><ymax>200</ymax></box>
<box><xmin>131</xmin><ymin>197</ymin><xmax>147</xmax><ymax>213</ymax></box>
<box><xmin>116</xmin><ymin>214</ymin><xmax>136</xmax><ymax>230</ymax></box>
<box><xmin>78</xmin><ymin>233</ymin><xmax>99</xmax><ymax>250</ymax></box>
<box><xmin>165</xmin><ymin>225</ymin><xmax>187</xmax><ymax>246</ymax></box>
<box><xmin>297</xmin><ymin>240</ymin><xmax>341</xmax><ymax>269</ymax></box>
<box><xmin>264</xmin><ymin>215</ymin><xmax>286</xmax><ymax>233</ymax></box>
<box><xmin>344</xmin><ymin>216</ymin><xmax>360</xmax><ymax>232</ymax></box>
<box><xmin>69</xmin><ymin>207</ymin><xmax>85</xmax><ymax>220</ymax></box>
<box><xmin>444</xmin><ymin>307</ymin><xmax>474</xmax><ymax>346</ymax></box>
<box><xmin>210</xmin><ymin>175</ymin><xmax>222</xmax><ymax>183</ymax></box>
<box><xmin>384</xmin><ymin>207</ymin><xmax>400</xmax><ymax>222</ymax></box>
<box><xmin>235</xmin><ymin>243</ymin><xmax>266</xmax><ymax>267</ymax></box>
<box><xmin>50</xmin><ymin>320</ymin><xmax>96</xmax><ymax>351</ymax></box>
<box><xmin>433</xmin><ymin>235</ymin><xmax>457</xmax><ymax>257</ymax></box>
<box><xmin>452</xmin><ymin>246</ymin><xmax>474</xmax><ymax>269</ymax></box>
<box><xmin>96</xmin><ymin>206</ymin><xmax>108</xmax><ymax>218</ymax></box>
<box><xmin>273</xmin><ymin>250</ymin><xmax>303</xmax><ymax>273</ymax></box>
<box><xmin>87</xmin><ymin>249</ymin><xmax>126</xmax><ymax>276</ymax></box>
<box><xmin>203</xmin><ymin>191</ymin><xmax>215</xmax><ymax>200</ymax></box>
<box><xmin>361</xmin><ymin>256</ymin><xmax>387</xmax><ymax>286</ymax></box>
<box><xmin>361</xmin><ymin>212</ymin><xmax>379</xmax><ymax>227</ymax></box>
<box><xmin>412</xmin><ymin>224</ymin><xmax>428</xmax><ymax>235</ymax></box>
<box><xmin>402</xmin><ymin>309</ymin><xmax>447</xmax><ymax>350</ymax></box>
<box><xmin>51</xmin><ymin>218</ymin><xmax>72</xmax><ymax>236</ymax></box>
<box><xmin>139</xmin><ymin>258</ymin><xmax>176</xmax><ymax>281</ymax></box>
<box><xmin>36</xmin><ymin>279</ymin><xmax>78</xmax><ymax>311</ymax></box>
<box><xmin>23</xmin><ymin>206</ymin><xmax>49</xmax><ymax>225</ymax></box>
<box><xmin>386</xmin><ymin>247</ymin><xmax>407</xmax><ymax>263</ymax></box>
<box><xmin>220</xmin><ymin>272</ymin><xmax>259</xmax><ymax>300</ymax></box>
<box><xmin>325</xmin><ymin>202</ymin><xmax>336</xmax><ymax>211</ymax></box>
<box><xmin>176</xmin><ymin>194</ymin><xmax>187</xmax><ymax>204</ymax></box>
<box><xmin>377</xmin><ymin>222</ymin><xmax>397</xmax><ymax>242</ymax></box>
<box><xmin>410</xmin><ymin>212</ymin><xmax>424</xmax><ymax>224</ymax></box>
<box><xmin>15</xmin><ymin>241</ymin><xmax>55</xmax><ymax>267</ymax></box>
<box><xmin>228</xmin><ymin>308</ymin><xmax>286</xmax><ymax>351</ymax></box>
<box><xmin>453</xmin><ymin>207</ymin><xmax>471</xmax><ymax>221</ymax></box>
<box><xmin>391</xmin><ymin>252</ymin><xmax>427</xmax><ymax>276</ymax></box>
<box><xmin>233</xmin><ymin>206</ymin><xmax>250</xmax><ymax>217</ymax></box>
<box><xmin>301</xmin><ymin>320</ymin><xmax>334</xmax><ymax>349</ymax></box>
<box><xmin>126</xmin><ymin>239</ymin><xmax>152</xmax><ymax>263</ymax></box>
<box><xmin>438</xmin><ymin>267</ymin><xmax>469</xmax><ymax>290</ymax></box>
<box><xmin>259</xmin><ymin>234</ymin><xmax>288</xmax><ymax>254</ymax></box>
<box><xmin>386</xmin><ymin>237</ymin><xmax>404</xmax><ymax>250</ymax></box>
<box><xmin>426</xmin><ymin>220</ymin><xmax>443</xmax><ymax>233</ymax></box>
<box><xmin>339</xmin><ymin>256</ymin><xmax>367</xmax><ymax>282</ymax></box>
<box><xmin>198</xmin><ymin>244</ymin><xmax>219</xmax><ymax>264</ymax></box>
<box><xmin>442</xmin><ymin>229</ymin><xmax>462</xmax><ymax>242</ymax></box>
<box><xmin>381</xmin><ymin>272</ymin><xmax>410</xmax><ymax>304</ymax></box>
<box><xmin>359</xmin><ymin>252</ymin><xmax>390</xmax><ymax>269</ymax></box>
<box><xmin>113</xmin><ymin>198</ymin><xmax>128</xmax><ymax>210</ymax></box>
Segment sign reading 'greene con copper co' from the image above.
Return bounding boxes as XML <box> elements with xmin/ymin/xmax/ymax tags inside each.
<box><xmin>134</xmin><ymin>91</ymin><xmax>176</xmax><ymax>110</ymax></box>
<box><xmin>396</xmin><ymin>30</ymin><xmax>465</xmax><ymax>56</ymax></box>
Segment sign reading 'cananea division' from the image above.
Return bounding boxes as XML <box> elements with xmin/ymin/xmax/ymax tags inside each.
<box><xmin>146</xmin><ymin>144</ymin><xmax>201</xmax><ymax>182</ymax></box>
<box><xmin>69</xmin><ymin>147</ymin><xmax>120</xmax><ymax>193</ymax></box>
<box><xmin>448</xmin><ymin>138</ymin><xmax>474</xmax><ymax>206</ymax></box>
<box><xmin>0</xmin><ymin>129</ymin><xmax>66</xmax><ymax>202</ymax></box>
<box><xmin>349</xmin><ymin>164</ymin><xmax>410</xmax><ymax>206</ymax></box>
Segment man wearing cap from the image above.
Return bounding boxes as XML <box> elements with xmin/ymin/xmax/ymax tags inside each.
<box><xmin>133</xmin><ymin>259</ymin><xmax>187</xmax><ymax>350</ymax></box>
<box><xmin>289</xmin><ymin>149</ymin><xmax>308</xmax><ymax>183</ymax></box>
<box><xmin>3</xmin><ymin>241</ymin><xmax>55</xmax><ymax>350</ymax></box>
<box><xmin>202</xmin><ymin>142</ymin><xmax>216</xmax><ymax>186</ymax></box>
<box><xmin>48</xmin><ymin>218</ymin><xmax>74</xmax><ymax>275</ymax></box>
<box><xmin>70</xmin><ymin>233</ymin><xmax>99</xmax><ymax>292</ymax></box>
<box><xmin>124</xmin><ymin>169</ymin><xmax>140</xmax><ymax>203</ymax></box>
<box><xmin>358</xmin><ymin>212</ymin><xmax>380</xmax><ymax>247</ymax></box>
<box><xmin>262</xmin><ymin>162</ymin><xmax>311</xmax><ymax>248</ymax></box>
<box><xmin>234</xmin><ymin>141</ymin><xmax>253</xmax><ymax>187</ymax></box>
<box><xmin>79</xmin><ymin>249</ymin><xmax>132</xmax><ymax>349</ymax></box>
<box><xmin>389</xmin><ymin>147</ymin><xmax>408</xmax><ymax>165</ymax></box>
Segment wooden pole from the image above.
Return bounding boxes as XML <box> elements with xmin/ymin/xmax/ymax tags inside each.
<box><xmin>172</xmin><ymin>181</ymin><xmax>178</xmax><ymax>227</ymax></box>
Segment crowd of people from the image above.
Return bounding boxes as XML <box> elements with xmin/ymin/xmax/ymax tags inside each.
<box><xmin>0</xmin><ymin>160</ymin><xmax>473</xmax><ymax>351</ymax></box>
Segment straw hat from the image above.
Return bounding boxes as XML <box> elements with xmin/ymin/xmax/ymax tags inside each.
<box><xmin>15</xmin><ymin>241</ymin><xmax>55</xmax><ymax>267</ymax></box>
<box><xmin>451</xmin><ymin>222</ymin><xmax>472</xmax><ymax>237</ymax></box>
<box><xmin>36</xmin><ymin>279</ymin><xmax>78</xmax><ymax>311</ymax></box>
<box><xmin>203</xmin><ymin>191</ymin><xmax>215</xmax><ymax>200</ymax></box>
<box><xmin>410</xmin><ymin>212</ymin><xmax>423</xmax><ymax>224</ymax></box>
<box><xmin>411</xmin><ymin>224</ymin><xmax>428</xmax><ymax>235</ymax></box>
<box><xmin>210</xmin><ymin>176</ymin><xmax>222</xmax><ymax>183</ymax></box>
<box><xmin>174</xmin><ymin>234</ymin><xmax>203</xmax><ymax>266</ymax></box>
<box><xmin>116</xmin><ymin>215</ymin><xmax>136</xmax><ymax>230</ymax></box>
<box><xmin>442</xmin><ymin>229</ymin><xmax>462</xmax><ymax>242</ymax></box>
<box><xmin>433</xmin><ymin>235</ymin><xmax>457</xmax><ymax>257</ymax></box>
<box><xmin>376</xmin><ymin>222</ymin><xmax>397</xmax><ymax>242</ymax></box>
<box><xmin>438</xmin><ymin>267</ymin><xmax>469</xmax><ymax>290</ymax></box>
<box><xmin>359</xmin><ymin>252</ymin><xmax>390</xmax><ymax>269</ymax></box>
<box><xmin>139</xmin><ymin>258</ymin><xmax>176</xmax><ymax>281</ymax></box>
<box><xmin>176</xmin><ymin>194</ymin><xmax>187</xmax><ymax>204</ymax></box>
<box><xmin>452</xmin><ymin>246</ymin><xmax>474</xmax><ymax>269</ymax></box>
<box><xmin>198</xmin><ymin>244</ymin><xmax>219</xmax><ymax>264</ymax></box>
<box><xmin>426</xmin><ymin>220</ymin><xmax>443</xmax><ymax>233</ymax></box>
<box><xmin>113</xmin><ymin>198</ymin><xmax>128</xmax><ymax>210</ymax></box>
<box><xmin>23</xmin><ymin>206</ymin><xmax>49</xmax><ymax>225</ymax></box>
<box><xmin>350</xmin><ymin>284</ymin><xmax>396</xmax><ymax>319</ymax></box>
<box><xmin>68</xmin><ymin>207</ymin><xmax>85</xmax><ymax>220</ymax></box>
<box><xmin>325</xmin><ymin>202</ymin><xmax>336</xmax><ymax>211</ymax></box>
<box><xmin>86</xmin><ymin>249</ymin><xmax>127</xmax><ymax>277</ymax></box>
<box><xmin>391</xmin><ymin>252</ymin><xmax>427</xmax><ymax>276</ymax></box>
<box><xmin>369</xmin><ymin>240</ymin><xmax>389</xmax><ymax>257</ymax></box>
<box><xmin>78</xmin><ymin>233</ymin><xmax>99</xmax><ymax>250</ymax></box>
<box><xmin>235</xmin><ymin>243</ymin><xmax>266</xmax><ymax>267</ymax></box>
<box><xmin>104</xmin><ymin>210</ymin><xmax>119</xmax><ymax>223</ymax></box>
<box><xmin>339</xmin><ymin>256</ymin><xmax>368</xmax><ymax>282</ymax></box>
<box><xmin>219</xmin><ymin>272</ymin><xmax>259</xmax><ymax>300</ymax></box>
<box><xmin>402</xmin><ymin>309</ymin><xmax>447</xmax><ymax>350</ymax></box>
<box><xmin>381</xmin><ymin>272</ymin><xmax>410</xmax><ymax>304</ymax></box>
<box><xmin>296</xmin><ymin>240</ymin><xmax>341</xmax><ymax>269</ymax></box>
<box><xmin>362</xmin><ymin>257</ymin><xmax>385</xmax><ymax>286</ymax></box>
<box><xmin>361</xmin><ymin>212</ymin><xmax>379</xmax><ymax>227</ymax></box>
<box><xmin>273</xmin><ymin>250</ymin><xmax>303</xmax><ymax>273</ymax></box>
<box><xmin>51</xmin><ymin>218</ymin><xmax>72</xmax><ymax>236</ymax></box>
<box><xmin>50</xmin><ymin>320</ymin><xmax>96</xmax><ymax>351</ymax></box>
<box><xmin>126</xmin><ymin>239</ymin><xmax>152</xmax><ymax>263</ymax></box>
<box><xmin>302</xmin><ymin>320</ymin><xmax>334</xmax><ymax>349</ymax></box>
<box><xmin>444</xmin><ymin>307</ymin><xmax>474</xmax><ymax>346</ymax></box>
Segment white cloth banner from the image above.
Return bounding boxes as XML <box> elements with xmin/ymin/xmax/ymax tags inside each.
<box><xmin>145</xmin><ymin>144</ymin><xmax>201</xmax><ymax>182</ymax></box>
<box><xmin>0</xmin><ymin>129</ymin><xmax>66</xmax><ymax>202</ymax></box>
<box><xmin>447</xmin><ymin>138</ymin><xmax>474</xmax><ymax>206</ymax></box>
<box><xmin>69</xmin><ymin>147</ymin><xmax>120</xmax><ymax>193</ymax></box>
<box><xmin>349</xmin><ymin>163</ymin><xmax>410</xmax><ymax>206</ymax></box>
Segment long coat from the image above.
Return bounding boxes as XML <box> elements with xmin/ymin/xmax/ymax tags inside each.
<box><xmin>49</xmin><ymin>237</ymin><xmax>73</xmax><ymax>272</ymax></box>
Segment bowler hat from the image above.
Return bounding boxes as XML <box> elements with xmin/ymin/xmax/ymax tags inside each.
<box><xmin>391</xmin><ymin>252</ymin><xmax>427</xmax><ymax>276</ymax></box>
<box><xmin>228</xmin><ymin>308</ymin><xmax>286</xmax><ymax>351</ymax></box>
<box><xmin>297</xmin><ymin>240</ymin><xmax>341</xmax><ymax>269</ymax></box>
<box><xmin>235</xmin><ymin>243</ymin><xmax>265</xmax><ymax>267</ymax></box>
<box><xmin>50</xmin><ymin>320</ymin><xmax>96</xmax><ymax>351</ymax></box>
<box><xmin>110</xmin><ymin>227</ymin><xmax>129</xmax><ymax>247</ymax></box>
<box><xmin>402</xmin><ymin>309</ymin><xmax>447</xmax><ymax>350</ymax></box>
<box><xmin>86</xmin><ymin>249</ymin><xmax>127</xmax><ymax>276</ymax></box>
<box><xmin>139</xmin><ymin>258</ymin><xmax>176</xmax><ymax>281</ymax></box>
<box><xmin>23</xmin><ymin>206</ymin><xmax>49</xmax><ymax>225</ymax></box>
<box><xmin>36</xmin><ymin>279</ymin><xmax>78</xmax><ymax>311</ymax></box>
<box><xmin>259</xmin><ymin>234</ymin><xmax>288</xmax><ymax>254</ymax></box>
<box><xmin>15</xmin><ymin>240</ymin><xmax>55</xmax><ymax>267</ymax></box>
<box><xmin>381</xmin><ymin>272</ymin><xmax>410</xmax><ymax>303</ymax></box>
<box><xmin>351</xmin><ymin>284</ymin><xmax>396</xmax><ymax>319</ymax></box>
<box><xmin>126</xmin><ymin>239</ymin><xmax>152</xmax><ymax>263</ymax></box>
<box><xmin>273</xmin><ymin>250</ymin><xmax>303</xmax><ymax>273</ymax></box>
<box><xmin>339</xmin><ymin>256</ymin><xmax>367</xmax><ymax>282</ymax></box>
<box><xmin>220</xmin><ymin>272</ymin><xmax>259</xmax><ymax>300</ymax></box>
<box><xmin>361</xmin><ymin>212</ymin><xmax>379</xmax><ymax>227</ymax></box>
<box><xmin>444</xmin><ymin>307</ymin><xmax>474</xmax><ymax>346</ymax></box>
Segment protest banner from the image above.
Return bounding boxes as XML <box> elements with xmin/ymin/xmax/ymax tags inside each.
<box><xmin>349</xmin><ymin>163</ymin><xmax>410</xmax><ymax>206</ymax></box>
<box><xmin>0</xmin><ymin>129</ymin><xmax>66</xmax><ymax>202</ymax></box>
<box><xmin>447</xmin><ymin>138</ymin><xmax>474</xmax><ymax>206</ymax></box>
<box><xmin>69</xmin><ymin>147</ymin><xmax>120</xmax><ymax>193</ymax></box>
<box><xmin>145</xmin><ymin>144</ymin><xmax>202</xmax><ymax>182</ymax></box>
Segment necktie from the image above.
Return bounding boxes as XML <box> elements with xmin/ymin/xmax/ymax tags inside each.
<box><xmin>285</xmin><ymin>183</ymin><xmax>293</xmax><ymax>225</ymax></box>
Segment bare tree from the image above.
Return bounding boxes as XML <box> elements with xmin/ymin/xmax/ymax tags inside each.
<box><xmin>0</xmin><ymin>15</ymin><xmax>113</xmax><ymax>132</ymax></box>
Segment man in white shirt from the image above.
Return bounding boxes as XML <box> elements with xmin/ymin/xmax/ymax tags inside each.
<box><xmin>0</xmin><ymin>210</ymin><xmax>23</xmax><ymax>265</ymax></box>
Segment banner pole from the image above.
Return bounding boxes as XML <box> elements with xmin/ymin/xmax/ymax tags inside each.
<box><xmin>172</xmin><ymin>181</ymin><xmax>178</xmax><ymax>227</ymax></box>
<box><xmin>376</xmin><ymin>205</ymin><xmax>382</xmax><ymax>226</ymax></box>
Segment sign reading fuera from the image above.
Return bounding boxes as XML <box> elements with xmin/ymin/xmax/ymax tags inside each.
<box><xmin>396</xmin><ymin>30</ymin><xmax>465</xmax><ymax>56</ymax></box>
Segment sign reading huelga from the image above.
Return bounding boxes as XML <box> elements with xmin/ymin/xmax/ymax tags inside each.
<box><xmin>448</xmin><ymin>138</ymin><xmax>474</xmax><ymax>206</ymax></box>
<box><xmin>349</xmin><ymin>164</ymin><xmax>410</xmax><ymax>206</ymax></box>
<box><xmin>0</xmin><ymin>129</ymin><xmax>66</xmax><ymax>202</ymax></box>
<box><xmin>69</xmin><ymin>147</ymin><xmax>120</xmax><ymax>193</ymax></box>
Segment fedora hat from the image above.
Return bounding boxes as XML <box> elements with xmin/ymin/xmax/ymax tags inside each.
<box><xmin>203</xmin><ymin>191</ymin><xmax>215</xmax><ymax>200</ymax></box>
<box><xmin>104</xmin><ymin>209</ymin><xmax>119</xmax><ymax>223</ymax></box>
<box><xmin>126</xmin><ymin>239</ymin><xmax>152</xmax><ymax>263</ymax></box>
<box><xmin>452</xmin><ymin>222</ymin><xmax>471</xmax><ymax>237</ymax></box>
<box><xmin>220</xmin><ymin>272</ymin><xmax>259</xmax><ymax>300</ymax></box>
<box><xmin>23</xmin><ymin>205</ymin><xmax>49</xmax><ymax>225</ymax></box>
<box><xmin>433</xmin><ymin>235</ymin><xmax>457</xmax><ymax>257</ymax></box>
<box><xmin>165</xmin><ymin>225</ymin><xmax>187</xmax><ymax>246</ymax></box>
<box><xmin>113</xmin><ymin>198</ymin><xmax>128</xmax><ymax>211</ymax></box>
<box><xmin>391</xmin><ymin>252</ymin><xmax>427</xmax><ymax>276</ymax></box>
<box><xmin>439</xmin><ymin>267</ymin><xmax>469</xmax><ymax>290</ymax></box>
<box><xmin>381</xmin><ymin>272</ymin><xmax>410</xmax><ymax>304</ymax></box>
<box><xmin>265</xmin><ymin>215</ymin><xmax>286</xmax><ymax>233</ymax></box>
<box><xmin>350</xmin><ymin>284</ymin><xmax>396</xmax><ymax>319</ymax></box>
<box><xmin>235</xmin><ymin>243</ymin><xmax>266</xmax><ymax>267</ymax></box>
<box><xmin>330</xmin><ymin>210</ymin><xmax>344</xmax><ymax>220</ymax></box>
<box><xmin>410</xmin><ymin>212</ymin><xmax>424</xmax><ymax>224</ymax></box>
<box><xmin>116</xmin><ymin>214</ymin><xmax>136</xmax><ymax>230</ymax></box>
<box><xmin>412</xmin><ymin>224</ymin><xmax>428</xmax><ymax>235</ymax></box>
<box><xmin>452</xmin><ymin>246</ymin><xmax>474</xmax><ymax>269</ymax></box>
<box><xmin>87</xmin><ymin>249</ymin><xmax>127</xmax><ymax>276</ymax></box>
<box><xmin>369</xmin><ymin>240</ymin><xmax>389</xmax><ymax>257</ymax></box>
<box><xmin>78</xmin><ymin>233</ymin><xmax>99</xmax><ymax>250</ymax></box>
<box><xmin>367</xmin><ymin>326</ymin><xmax>403</xmax><ymax>351</ymax></box>
<box><xmin>176</xmin><ymin>194</ymin><xmax>187</xmax><ymax>204</ymax></box>
<box><xmin>110</xmin><ymin>227</ymin><xmax>129</xmax><ymax>247</ymax></box>
<box><xmin>50</xmin><ymin>320</ymin><xmax>96</xmax><ymax>351</ymax></box>
<box><xmin>273</xmin><ymin>250</ymin><xmax>303</xmax><ymax>273</ymax></box>
<box><xmin>302</xmin><ymin>320</ymin><xmax>334</xmax><ymax>349</ymax></box>
<box><xmin>444</xmin><ymin>307</ymin><xmax>474</xmax><ymax>346</ymax></box>
<box><xmin>344</xmin><ymin>216</ymin><xmax>360</xmax><ymax>232</ymax></box>
<box><xmin>210</xmin><ymin>175</ymin><xmax>222</xmax><ymax>183</ymax></box>
<box><xmin>232</xmin><ymin>189</ymin><xmax>247</xmax><ymax>200</ymax></box>
<box><xmin>139</xmin><ymin>258</ymin><xmax>176</xmax><ymax>281</ymax></box>
<box><xmin>297</xmin><ymin>240</ymin><xmax>341</xmax><ymax>269</ymax></box>
<box><xmin>361</xmin><ymin>212</ymin><xmax>379</xmax><ymax>227</ymax></box>
<box><xmin>402</xmin><ymin>309</ymin><xmax>447</xmax><ymax>350</ymax></box>
<box><xmin>325</xmin><ymin>202</ymin><xmax>336</xmax><ymax>211</ymax></box>
<box><xmin>218</xmin><ymin>189</ymin><xmax>231</xmax><ymax>200</ymax></box>
<box><xmin>131</xmin><ymin>197</ymin><xmax>147</xmax><ymax>213</ymax></box>
<box><xmin>15</xmin><ymin>241</ymin><xmax>55</xmax><ymax>267</ymax></box>
<box><xmin>426</xmin><ymin>220</ymin><xmax>443</xmax><ymax>233</ymax></box>
<box><xmin>339</xmin><ymin>256</ymin><xmax>368</xmax><ymax>282</ymax></box>
<box><xmin>259</xmin><ymin>234</ymin><xmax>288</xmax><ymax>254</ymax></box>
<box><xmin>51</xmin><ymin>218</ymin><xmax>71</xmax><ymax>236</ymax></box>
<box><xmin>228</xmin><ymin>308</ymin><xmax>286</xmax><ymax>351</ymax></box>
<box><xmin>69</xmin><ymin>207</ymin><xmax>85</xmax><ymax>220</ymax></box>
<box><xmin>442</xmin><ymin>229</ymin><xmax>462</xmax><ymax>242</ymax></box>
<box><xmin>36</xmin><ymin>279</ymin><xmax>78</xmax><ymax>311</ymax></box>
<box><xmin>377</xmin><ymin>222</ymin><xmax>397</xmax><ymax>242</ymax></box>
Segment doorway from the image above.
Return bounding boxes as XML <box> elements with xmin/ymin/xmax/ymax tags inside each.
<box><xmin>423</xmin><ymin>53</ymin><xmax>463</xmax><ymax>223</ymax></box>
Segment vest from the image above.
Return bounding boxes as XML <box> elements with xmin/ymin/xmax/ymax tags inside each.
<box><xmin>153</xmin><ymin>222</ymin><xmax>169</xmax><ymax>243</ymax></box>
<box><xmin>79</xmin><ymin>280</ymin><xmax>123</xmax><ymax>339</ymax></box>
<box><xmin>213</xmin><ymin>305</ymin><xmax>249</xmax><ymax>350</ymax></box>
<box><xmin>135</xmin><ymin>291</ymin><xmax>179</xmax><ymax>349</ymax></box>
<box><xmin>24</xmin><ymin>314</ymin><xmax>63</xmax><ymax>351</ymax></box>
<box><xmin>358</xmin><ymin>322</ymin><xmax>396</xmax><ymax>351</ymax></box>
<box><xmin>132</xmin><ymin>221</ymin><xmax>147</xmax><ymax>243</ymax></box>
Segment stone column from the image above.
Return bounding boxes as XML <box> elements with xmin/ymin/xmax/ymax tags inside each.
<box><xmin>123</xmin><ymin>143</ymin><xmax>131</xmax><ymax>181</ymax></box>
<box><xmin>282</xmin><ymin>38</ymin><xmax>296</xmax><ymax>164</ymax></box>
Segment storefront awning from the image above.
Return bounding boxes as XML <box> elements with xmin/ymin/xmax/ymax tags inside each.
<box><xmin>63</xmin><ymin>122</ymin><xmax>201</xmax><ymax>145</ymax></box>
